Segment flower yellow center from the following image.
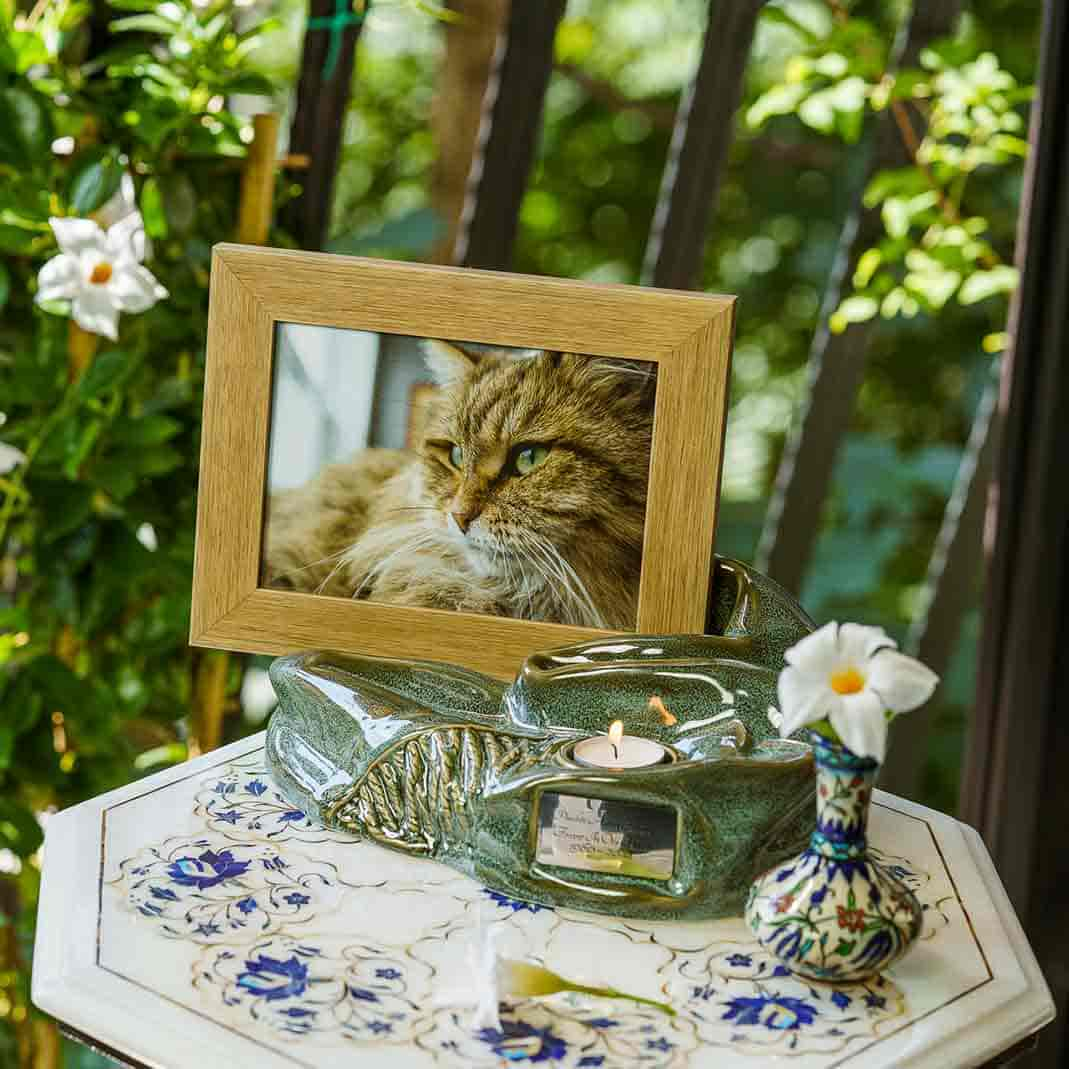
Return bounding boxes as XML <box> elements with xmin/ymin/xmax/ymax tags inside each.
<box><xmin>829</xmin><ymin>666</ymin><xmax>865</xmax><ymax>695</ymax></box>
<box><xmin>89</xmin><ymin>262</ymin><xmax>113</xmax><ymax>285</ymax></box>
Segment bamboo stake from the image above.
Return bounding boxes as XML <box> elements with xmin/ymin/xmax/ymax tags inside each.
<box><xmin>237</xmin><ymin>113</ymin><xmax>281</xmax><ymax>245</ymax></box>
<box><xmin>30</xmin><ymin>1019</ymin><xmax>61</xmax><ymax>1069</ymax></box>
<box><xmin>192</xmin><ymin>650</ymin><xmax>230</xmax><ymax>755</ymax></box>
<box><xmin>67</xmin><ymin>320</ymin><xmax>98</xmax><ymax>382</ymax></box>
<box><xmin>192</xmin><ymin>113</ymin><xmax>280</xmax><ymax>754</ymax></box>
<box><xmin>430</xmin><ymin>0</ymin><xmax>508</xmax><ymax>263</ymax></box>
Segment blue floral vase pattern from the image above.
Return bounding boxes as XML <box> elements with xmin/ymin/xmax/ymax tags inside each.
<box><xmin>744</xmin><ymin>732</ymin><xmax>922</xmax><ymax>982</ymax></box>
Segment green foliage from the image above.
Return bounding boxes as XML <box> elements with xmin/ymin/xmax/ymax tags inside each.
<box><xmin>748</xmin><ymin>20</ymin><xmax>1030</xmax><ymax>340</ymax></box>
<box><xmin>0</xmin><ymin>0</ymin><xmax>283</xmax><ymax>1056</ymax></box>
<box><xmin>0</xmin><ymin>0</ymin><xmax>1043</xmax><ymax>1061</ymax></box>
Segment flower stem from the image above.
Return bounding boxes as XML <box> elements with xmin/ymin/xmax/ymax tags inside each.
<box><xmin>564</xmin><ymin>981</ymin><xmax>676</xmax><ymax>1017</ymax></box>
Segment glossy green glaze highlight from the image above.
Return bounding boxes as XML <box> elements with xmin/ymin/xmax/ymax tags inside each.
<box><xmin>266</xmin><ymin>557</ymin><xmax>817</xmax><ymax>920</ymax></box>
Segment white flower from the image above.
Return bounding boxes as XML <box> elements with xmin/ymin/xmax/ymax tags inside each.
<box><xmin>446</xmin><ymin>918</ymin><xmax>674</xmax><ymax>1031</ymax></box>
<box><xmin>95</xmin><ymin>173</ymin><xmax>151</xmax><ymax>261</ymax></box>
<box><xmin>778</xmin><ymin>621</ymin><xmax>939</xmax><ymax>762</ymax></box>
<box><xmin>468</xmin><ymin>920</ymin><xmax>504</xmax><ymax>1030</ymax></box>
<box><xmin>36</xmin><ymin>213</ymin><xmax>167</xmax><ymax>340</ymax></box>
<box><xmin>0</xmin><ymin>442</ymin><xmax>27</xmax><ymax>475</ymax></box>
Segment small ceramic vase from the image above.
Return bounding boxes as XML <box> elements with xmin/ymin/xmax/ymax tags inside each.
<box><xmin>744</xmin><ymin>732</ymin><xmax>922</xmax><ymax>982</ymax></box>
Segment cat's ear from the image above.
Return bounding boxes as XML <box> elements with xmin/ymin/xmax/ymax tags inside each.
<box><xmin>420</xmin><ymin>339</ymin><xmax>477</xmax><ymax>385</ymax></box>
<box><xmin>583</xmin><ymin>357</ymin><xmax>658</xmax><ymax>407</ymax></box>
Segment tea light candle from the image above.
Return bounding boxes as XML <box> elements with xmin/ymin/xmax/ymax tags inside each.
<box><xmin>573</xmin><ymin>720</ymin><xmax>668</xmax><ymax>769</ymax></box>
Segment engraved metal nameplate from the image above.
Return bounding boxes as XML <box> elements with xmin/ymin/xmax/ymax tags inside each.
<box><xmin>535</xmin><ymin>792</ymin><xmax>676</xmax><ymax>880</ymax></box>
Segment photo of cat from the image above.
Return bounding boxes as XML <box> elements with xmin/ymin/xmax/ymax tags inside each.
<box><xmin>261</xmin><ymin>325</ymin><xmax>657</xmax><ymax>629</ymax></box>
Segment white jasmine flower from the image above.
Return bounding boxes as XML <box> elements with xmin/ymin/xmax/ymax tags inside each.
<box><xmin>95</xmin><ymin>173</ymin><xmax>151</xmax><ymax>260</ymax></box>
<box><xmin>778</xmin><ymin>622</ymin><xmax>939</xmax><ymax>762</ymax></box>
<box><xmin>36</xmin><ymin>213</ymin><xmax>167</xmax><ymax>340</ymax></box>
<box><xmin>0</xmin><ymin>442</ymin><xmax>27</xmax><ymax>475</ymax></box>
<box><xmin>450</xmin><ymin>919</ymin><xmax>674</xmax><ymax>1032</ymax></box>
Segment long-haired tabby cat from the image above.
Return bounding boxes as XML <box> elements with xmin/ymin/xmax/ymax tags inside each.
<box><xmin>262</xmin><ymin>340</ymin><xmax>655</xmax><ymax>629</ymax></box>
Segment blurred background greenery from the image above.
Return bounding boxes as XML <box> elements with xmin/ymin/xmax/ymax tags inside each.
<box><xmin>0</xmin><ymin>0</ymin><xmax>1041</xmax><ymax>1063</ymax></box>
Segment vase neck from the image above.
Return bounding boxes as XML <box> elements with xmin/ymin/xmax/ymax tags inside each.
<box><xmin>808</xmin><ymin>734</ymin><xmax>878</xmax><ymax>859</ymax></box>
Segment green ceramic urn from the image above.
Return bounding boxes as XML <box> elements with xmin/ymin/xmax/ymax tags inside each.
<box><xmin>266</xmin><ymin>557</ymin><xmax>817</xmax><ymax>920</ymax></box>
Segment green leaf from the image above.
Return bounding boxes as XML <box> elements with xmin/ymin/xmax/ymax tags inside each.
<box><xmin>110</xmin><ymin>13</ymin><xmax>183</xmax><ymax>34</ymax></box>
<box><xmin>130</xmin><ymin>445</ymin><xmax>183</xmax><ymax>476</ymax></box>
<box><xmin>77</xmin><ymin>349</ymin><xmax>135</xmax><ymax>401</ymax></box>
<box><xmin>88</xmin><ymin>459</ymin><xmax>138</xmax><ymax>501</ymax></box>
<box><xmin>829</xmin><ymin>295</ymin><xmax>878</xmax><ymax>333</ymax></box>
<box><xmin>68</xmin><ymin>148</ymin><xmax>125</xmax><ymax>215</ymax></box>
<box><xmin>140</xmin><ymin>376</ymin><xmax>193</xmax><ymax>415</ymax></box>
<box><xmin>759</xmin><ymin>7</ymin><xmax>818</xmax><ymax>42</ymax></box>
<box><xmin>0</xmin><ymin>798</ymin><xmax>43</xmax><ymax>856</ymax></box>
<box><xmin>140</xmin><ymin>177</ymin><xmax>168</xmax><ymax>238</ymax></box>
<box><xmin>0</xmin><ymin>86</ymin><xmax>54</xmax><ymax>164</ymax></box>
<box><xmin>853</xmin><ymin>248</ymin><xmax>882</xmax><ymax>288</ymax></box>
<box><xmin>110</xmin><ymin>415</ymin><xmax>182</xmax><ymax>446</ymax></box>
<box><xmin>798</xmin><ymin>77</ymin><xmax>868</xmax><ymax>139</ymax></box>
<box><xmin>223</xmin><ymin>72</ymin><xmax>275</xmax><ymax>96</ymax></box>
<box><xmin>160</xmin><ymin>173</ymin><xmax>197</xmax><ymax>234</ymax></box>
<box><xmin>882</xmin><ymin>197</ymin><xmax>910</xmax><ymax>238</ymax></box>
<box><xmin>26</xmin><ymin>478</ymin><xmax>95</xmax><ymax>542</ymax></box>
<box><xmin>746</xmin><ymin>83</ymin><xmax>808</xmax><ymax>129</ymax></box>
<box><xmin>958</xmin><ymin>265</ymin><xmax>1019</xmax><ymax>304</ymax></box>
<box><xmin>0</xmin><ymin>261</ymin><xmax>9</xmax><ymax>310</ymax></box>
<box><xmin>814</xmin><ymin>53</ymin><xmax>849</xmax><ymax>79</ymax></box>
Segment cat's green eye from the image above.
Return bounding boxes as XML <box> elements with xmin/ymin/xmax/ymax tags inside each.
<box><xmin>449</xmin><ymin>444</ymin><xmax>464</xmax><ymax>469</ymax></box>
<box><xmin>514</xmin><ymin>444</ymin><xmax>551</xmax><ymax>476</ymax></box>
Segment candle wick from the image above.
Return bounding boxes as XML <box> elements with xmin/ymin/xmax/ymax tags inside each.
<box><xmin>611</xmin><ymin>741</ymin><xmax>619</xmax><ymax>761</ymax></box>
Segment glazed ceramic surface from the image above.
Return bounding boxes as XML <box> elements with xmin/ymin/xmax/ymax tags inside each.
<box><xmin>33</xmin><ymin>735</ymin><xmax>1054</xmax><ymax>1068</ymax></box>
<box><xmin>745</xmin><ymin>734</ymin><xmax>923</xmax><ymax>981</ymax></box>
<box><xmin>266</xmin><ymin>559</ymin><xmax>817</xmax><ymax>920</ymax></box>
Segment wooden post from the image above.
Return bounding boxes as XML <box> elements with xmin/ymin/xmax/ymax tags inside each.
<box><xmin>237</xmin><ymin>113</ymin><xmax>281</xmax><ymax>246</ymax></box>
<box><xmin>430</xmin><ymin>0</ymin><xmax>508</xmax><ymax>264</ymax></box>
<box><xmin>961</xmin><ymin>2</ymin><xmax>1069</xmax><ymax>1062</ymax></box>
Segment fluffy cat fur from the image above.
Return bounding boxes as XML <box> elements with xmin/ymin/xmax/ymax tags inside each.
<box><xmin>262</xmin><ymin>341</ymin><xmax>655</xmax><ymax>629</ymax></box>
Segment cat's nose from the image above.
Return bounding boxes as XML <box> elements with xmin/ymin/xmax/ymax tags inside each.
<box><xmin>450</xmin><ymin>510</ymin><xmax>473</xmax><ymax>534</ymax></box>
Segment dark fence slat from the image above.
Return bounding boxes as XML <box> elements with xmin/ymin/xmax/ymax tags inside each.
<box><xmin>640</xmin><ymin>0</ymin><xmax>767</xmax><ymax>289</ymax></box>
<box><xmin>962</xmin><ymin>1</ymin><xmax>1069</xmax><ymax>1062</ymax></box>
<box><xmin>877</xmin><ymin>372</ymin><xmax>997</xmax><ymax>798</ymax></box>
<box><xmin>430</xmin><ymin>0</ymin><xmax>508</xmax><ymax>263</ymax></box>
<box><xmin>452</xmin><ymin>0</ymin><xmax>567</xmax><ymax>269</ymax></box>
<box><xmin>281</xmin><ymin>0</ymin><xmax>365</xmax><ymax>249</ymax></box>
<box><xmin>755</xmin><ymin>0</ymin><xmax>963</xmax><ymax>593</ymax></box>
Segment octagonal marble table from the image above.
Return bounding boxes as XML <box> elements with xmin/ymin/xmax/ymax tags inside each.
<box><xmin>34</xmin><ymin>732</ymin><xmax>1053</xmax><ymax>1069</ymax></box>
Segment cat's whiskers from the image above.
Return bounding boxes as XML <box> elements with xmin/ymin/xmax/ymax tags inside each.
<box><xmin>513</xmin><ymin>529</ymin><xmax>605</xmax><ymax>628</ymax></box>
<box><xmin>349</xmin><ymin>528</ymin><xmax>447</xmax><ymax>599</ymax></box>
<box><xmin>267</xmin><ymin>545</ymin><xmax>357</xmax><ymax>596</ymax></box>
<box><xmin>528</xmin><ymin>532</ymin><xmax>606</xmax><ymax>629</ymax></box>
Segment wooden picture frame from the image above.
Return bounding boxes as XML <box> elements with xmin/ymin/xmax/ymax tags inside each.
<box><xmin>191</xmin><ymin>245</ymin><xmax>735</xmax><ymax>678</ymax></box>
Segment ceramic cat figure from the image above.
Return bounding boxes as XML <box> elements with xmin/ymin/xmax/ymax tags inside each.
<box><xmin>263</xmin><ymin>342</ymin><xmax>655</xmax><ymax>629</ymax></box>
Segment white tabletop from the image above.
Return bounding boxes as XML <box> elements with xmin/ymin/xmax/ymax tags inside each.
<box><xmin>33</xmin><ymin>733</ymin><xmax>1054</xmax><ymax>1068</ymax></box>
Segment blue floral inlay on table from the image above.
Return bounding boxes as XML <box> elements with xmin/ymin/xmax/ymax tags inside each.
<box><xmin>100</xmin><ymin>757</ymin><xmax>963</xmax><ymax>1065</ymax></box>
